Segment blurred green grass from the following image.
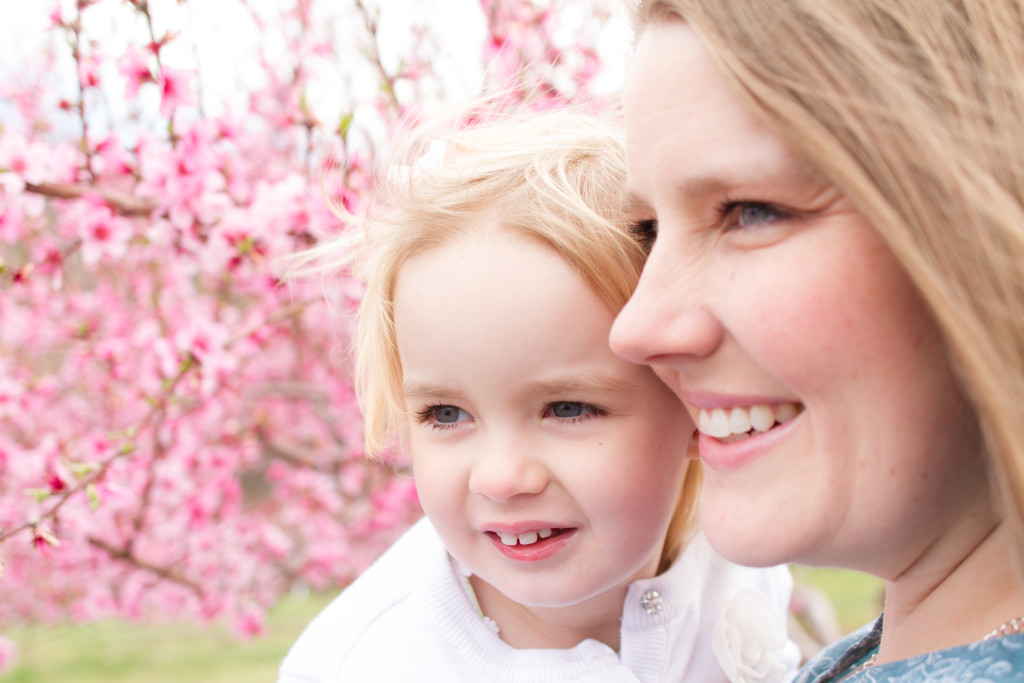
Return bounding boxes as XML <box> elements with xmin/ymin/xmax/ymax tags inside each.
<box><xmin>792</xmin><ymin>566</ymin><xmax>885</xmax><ymax>634</ymax></box>
<box><xmin>4</xmin><ymin>568</ymin><xmax>885</xmax><ymax>682</ymax></box>
<box><xmin>2</xmin><ymin>590</ymin><xmax>332</xmax><ymax>683</ymax></box>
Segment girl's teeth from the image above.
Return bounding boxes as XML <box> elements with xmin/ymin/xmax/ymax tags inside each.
<box><xmin>498</xmin><ymin>529</ymin><xmax>553</xmax><ymax>546</ymax></box>
<box><xmin>518</xmin><ymin>531</ymin><xmax>538</xmax><ymax>545</ymax></box>
<box><xmin>698</xmin><ymin>402</ymin><xmax>802</xmax><ymax>439</ymax></box>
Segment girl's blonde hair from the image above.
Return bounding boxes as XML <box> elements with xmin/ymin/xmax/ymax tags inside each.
<box><xmin>305</xmin><ymin>108</ymin><xmax>701</xmax><ymax>568</ymax></box>
<box><xmin>635</xmin><ymin>0</ymin><xmax>1024</xmax><ymax>547</ymax></box>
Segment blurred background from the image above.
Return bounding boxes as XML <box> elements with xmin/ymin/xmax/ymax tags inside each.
<box><xmin>0</xmin><ymin>1</ymin><xmax>883</xmax><ymax>680</ymax></box>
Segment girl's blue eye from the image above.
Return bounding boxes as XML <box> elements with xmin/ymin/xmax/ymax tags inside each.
<box><xmin>550</xmin><ymin>401</ymin><xmax>586</xmax><ymax>418</ymax></box>
<box><xmin>415</xmin><ymin>404</ymin><xmax>469</xmax><ymax>429</ymax></box>
<box><xmin>431</xmin><ymin>405</ymin><xmax>463</xmax><ymax>423</ymax></box>
<box><xmin>544</xmin><ymin>401</ymin><xmax>606</xmax><ymax>422</ymax></box>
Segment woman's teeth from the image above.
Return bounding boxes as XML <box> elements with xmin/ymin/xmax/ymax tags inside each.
<box><xmin>499</xmin><ymin>528</ymin><xmax>554</xmax><ymax>546</ymax></box>
<box><xmin>698</xmin><ymin>402</ymin><xmax>801</xmax><ymax>441</ymax></box>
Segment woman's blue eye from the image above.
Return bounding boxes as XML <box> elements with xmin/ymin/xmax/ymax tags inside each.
<box><xmin>735</xmin><ymin>202</ymin><xmax>782</xmax><ymax>226</ymax></box>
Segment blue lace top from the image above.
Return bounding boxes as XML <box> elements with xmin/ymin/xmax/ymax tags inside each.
<box><xmin>795</xmin><ymin>616</ymin><xmax>1024</xmax><ymax>682</ymax></box>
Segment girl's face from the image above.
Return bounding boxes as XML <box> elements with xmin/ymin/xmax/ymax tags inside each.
<box><xmin>611</xmin><ymin>20</ymin><xmax>989</xmax><ymax>576</ymax></box>
<box><xmin>393</xmin><ymin>227</ymin><xmax>692</xmax><ymax>637</ymax></box>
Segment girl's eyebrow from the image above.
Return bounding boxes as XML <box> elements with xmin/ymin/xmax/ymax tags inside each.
<box><xmin>402</xmin><ymin>383</ymin><xmax>465</xmax><ymax>402</ymax></box>
<box><xmin>523</xmin><ymin>374</ymin><xmax>642</xmax><ymax>397</ymax></box>
<box><xmin>403</xmin><ymin>375</ymin><xmax>642</xmax><ymax>401</ymax></box>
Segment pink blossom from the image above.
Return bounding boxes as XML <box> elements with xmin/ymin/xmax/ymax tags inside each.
<box><xmin>0</xmin><ymin>0</ymin><xmax>608</xmax><ymax>658</ymax></box>
<box><xmin>0</xmin><ymin>377</ymin><xmax>23</xmax><ymax>419</ymax></box>
<box><xmin>48</xmin><ymin>4</ymin><xmax>62</xmax><ymax>28</ymax></box>
<box><xmin>157</xmin><ymin>66</ymin><xmax>195</xmax><ymax>118</ymax></box>
<box><xmin>94</xmin><ymin>134</ymin><xmax>134</xmax><ymax>176</ymax></box>
<box><xmin>78</xmin><ymin>54</ymin><xmax>102</xmax><ymax>90</ymax></box>
<box><xmin>234</xmin><ymin>605</ymin><xmax>266</xmax><ymax>638</ymax></box>
<box><xmin>74</xmin><ymin>195</ymin><xmax>134</xmax><ymax>265</ymax></box>
<box><xmin>0</xmin><ymin>200</ymin><xmax>24</xmax><ymax>245</ymax></box>
<box><xmin>118</xmin><ymin>46</ymin><xmax>154</xmax><ymax>99</ymax></box>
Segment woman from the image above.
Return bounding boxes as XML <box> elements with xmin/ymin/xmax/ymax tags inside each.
<box><xmin>610</xmin><ymin>1</ymin><xmax>1024</xmax><ymax>680</ymax></box>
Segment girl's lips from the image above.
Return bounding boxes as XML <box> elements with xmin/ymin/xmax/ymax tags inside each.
<box><xmin>698</xmin><ymin>411</ymin><xmax>802</xmax><ymax>472</ymax></box>
<box><xmin>486</xmin><ymin>528</ymin><xmax>577</xmax><ymax>562</ymax></box>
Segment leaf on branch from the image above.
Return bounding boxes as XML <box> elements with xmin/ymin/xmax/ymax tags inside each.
<box><xmin>86</xmin><ymin>483</ymin><xmax>101</xmax><ymax>511</ymax></box>
<box><xmin>68</xmin><ymin>461</ymin><xmax>101</xmax><ymax>478</ymax></box>
<box><xmin>338</xmin><ymin>113</ymin><xmax>353</xmax><ymax>142</ymax></box>
<box><xmin>24</xmin><ymin>488</ymin><xmax>51</xmax><ymax>504</ymax></box>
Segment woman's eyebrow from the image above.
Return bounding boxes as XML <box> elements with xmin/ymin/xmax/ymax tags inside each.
<box><xmin>628</xmin><ymin>173</ymin><xmax>735</xmax><ymax>209</ymax></box>
<box><xmin>625</xmin><ymin>191</ymin><xmax>653</xmax><ymax>216</ymax></box>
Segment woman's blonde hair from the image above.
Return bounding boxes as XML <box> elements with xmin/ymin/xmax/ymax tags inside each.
<box><xmin>635</xmin><ymin>0</ymin><xmax>1024</xmax><ymax>546</ymax></box>
<box><xmin>303</xmin><ymin>107</ymin><xmax>701</xmax><ymax>568</ymax></box>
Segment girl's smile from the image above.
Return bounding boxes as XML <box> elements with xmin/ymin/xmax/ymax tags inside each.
<box><xmin>486</xmin><ymin>527</ymin><xmax>577</xmax><ymax>562</ymax></box>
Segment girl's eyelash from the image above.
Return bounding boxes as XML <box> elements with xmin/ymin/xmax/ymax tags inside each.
<box><xmin>415</xmin><ymin>404</ymin><xmax>466</xmax><ymax>431</ymax></box>
<box><xmin>415</xmin><ymin>402</ymin><xmax>607</xmax><ymax>430</ymax></box>
<box><xmin>544</xmin><ymin>401</ymin><xmax>608</xmax><ymax>424</ymax></box>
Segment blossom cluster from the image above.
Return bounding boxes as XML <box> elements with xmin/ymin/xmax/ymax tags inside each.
<box><xmin>0</xmin><ymin>0</ymin><xmax>614</xmax><ymax>670</ymax></box>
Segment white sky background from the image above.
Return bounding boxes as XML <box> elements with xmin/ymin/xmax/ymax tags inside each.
<box><xmin>0</xmin><ymin>0</ymin><xmax>632</xmax><ymax>144</ymax></box>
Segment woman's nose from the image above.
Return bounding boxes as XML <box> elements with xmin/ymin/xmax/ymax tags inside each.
<box><xmin>610</xmin><ymin>242</ymin><xmax>723</xmax><ymax>365</ymax></box>
<box><xmin>468</xmin><ymin>437</ymin><xmax>548</xmax><ymax>504</ymax></box>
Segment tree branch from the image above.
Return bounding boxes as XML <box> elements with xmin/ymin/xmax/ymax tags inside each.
<box><xmin>88</xmin><ymin>536</ymin><xmax>202</xmax><ymax>595</ymax></box>
<box><xmin>23</xmin><ymin>181</ymin><xmax>157</xmax><ymax>217</ymax></box>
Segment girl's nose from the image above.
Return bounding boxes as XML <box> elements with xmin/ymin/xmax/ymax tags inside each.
<box><xmin>468</xmin><ymin>438</ymin><xmax>548</xmax><ymax>504</ymax></box>
<box><xmin>610</xmin><ymin>242</ymin><xmax>723</xmax><ymax>365</ymax></box>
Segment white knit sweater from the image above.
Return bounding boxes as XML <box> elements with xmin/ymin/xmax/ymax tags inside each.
<box><xmin>278</xmin><ymin>517</ymin><xmax>798</xmax><ymax>683</ymax></box>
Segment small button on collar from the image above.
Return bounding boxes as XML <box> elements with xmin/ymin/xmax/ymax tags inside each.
<box><xmin>640</xmin><ymin>589</ymin><xmax>663</xmax><ymax>615</ymax></box>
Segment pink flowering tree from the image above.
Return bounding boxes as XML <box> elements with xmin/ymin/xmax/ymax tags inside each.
<box><xmin>0</xmin><ymin>0</ymin><xmax>620</xmax><ymax>669</ymax></box>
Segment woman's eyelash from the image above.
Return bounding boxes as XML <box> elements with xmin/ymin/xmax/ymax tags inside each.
<box><xmin>629</xmin><ymin>218</ymin><xmax>658</xmax><ymax>251</ymax></box>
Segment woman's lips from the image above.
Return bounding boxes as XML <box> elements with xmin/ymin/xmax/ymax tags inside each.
<box><xmin>697</xmin><ymin>409</ymin><xmax>803</xmax><ymax>472</ymax></box>
<box><xmin>697</xmin><ymin>401</ymin><xmax>802</xmax><ymax>442</ymax></box>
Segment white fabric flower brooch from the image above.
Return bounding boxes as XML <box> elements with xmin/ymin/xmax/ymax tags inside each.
<box><xmin>713</xmin><ymin>588</ymin><xmax>794</xmax><ymax>683</ymax></box>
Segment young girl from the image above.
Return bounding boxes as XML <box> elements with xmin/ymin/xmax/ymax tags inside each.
<box><xmin>278</xmin><ymin>109</ymin><xmax>798</xmax><ymax>683</ymax></box>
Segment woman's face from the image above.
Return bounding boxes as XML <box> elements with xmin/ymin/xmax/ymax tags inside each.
<box><xmin>611</xmin><ymin>19</ymin><xmax>990</xmax><ymax>576</ymax></box>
